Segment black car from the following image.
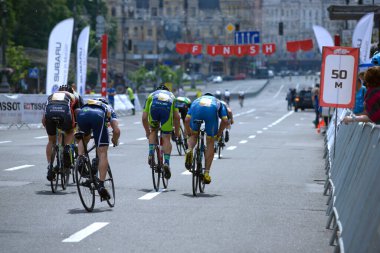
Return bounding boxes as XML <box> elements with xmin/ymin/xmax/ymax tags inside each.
<box><xmin>294</xmin><ymin>90</ymin><xmax>314</xmax><ymax>112</ymax></box>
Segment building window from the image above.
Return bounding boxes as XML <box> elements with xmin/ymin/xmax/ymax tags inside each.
<box><xmin>167</xmin><ymin>7</ymin><xmax>172</xmax><ymax>16</ymax></box>
<box><xmin>152</xmin><ymin>7</ymin><xmax>157</xmax><ymax>16</ymax></box>
<box><xmin>191</xmin><ymin>7</ymin><xmax>196</xmax><ymax>16</ymax></box>
<box><xmin>148</xmin><ymin>28</ymin><xmax>153</xmax><ymax>37</ymax></box>
<box><xmin>134</xmin><ymin>27</ymin><xmax>138</xmax><ymax>36</ymax></box>
<box><xmin>111</xmin><ymin>7</ymin><xmax>116</xmax><ymax>16</ymax></box>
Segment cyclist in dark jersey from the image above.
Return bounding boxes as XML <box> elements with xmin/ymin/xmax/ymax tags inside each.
<box><xmin>76</xmin><ymin>97</ymin><xmax>120</xmax><ymax>200</ymax></box>
<box><xmin>43</xmin><ymin>85</ymin><xmax>81</xmax><ymax>181</ymax></box>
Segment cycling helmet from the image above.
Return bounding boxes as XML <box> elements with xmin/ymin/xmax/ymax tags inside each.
<box><xmin>203</xmin><ymin>92</ymin><xmax>214</xmax><ymax>97</ymax></box>
<box><xmin>156</xmin><ymin>84</ymin><xmax>169</xmax><ymax>91</ymax></box>
<box><xmin>371</xmin><ymin>51</ymin><xmax>380</xmax><ymax>66</ymax></box>
<box><xmin>96</xmin><ymin>97</ymin><xmax>109</xmax><ymax>105</ymax></box>
<box><xmin>58</xmin><ymin>85</ymin><xmax>74</xmax><ymax>93</ymax></box>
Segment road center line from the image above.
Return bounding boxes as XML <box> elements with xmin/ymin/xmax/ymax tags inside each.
<box><xmin>227</xmin><ymin>146</ymin><xmax>237</xmax><ymax>150</ymax></box>
<box><xmin>5</xmin><ymin>165</ymin><xmax>35</xmax><ymax>171</ymax></box>
<box><xmin>62</xmin><ymin>222</ymin><xmax>109</xmax><ymax>243</ymax></box>
<box><xmin>239</xmin><ymin>140</ymin><xmax>248</xmax><ymax>144</ymax></box>
<box><xmin>34</xmin><ymin>136</ymin><xmax>47</xmax><ymax>139</ymax></box>
<box><xmin>138</xmin><ymin>189</ymin><xmax>166</xmax><ymax>200</ymax></box>
<box><xmin>248</xmin><ymin>135</ymin><xmax>256</xmax><ymax>139</ymax></box>
<box><xmin>273</xmin><ymin>84</ymin><xmax>284</xmax><ymax>98</ymax></box>
<box><xmin>270</xmin><ymin>111</ymin><xmax>294</xmax><ymax>126</ymax></box>
<box><xmin>0</xmin><ymin>141</ymin><xmax>12</xmax><ymax>144</ymax></box>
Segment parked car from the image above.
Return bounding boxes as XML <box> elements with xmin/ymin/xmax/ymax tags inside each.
<box><xmin>234</xmin><ymin>73</ymin><xmax>246</xmax><ymax>80</ymax></box>
<box><xmin>294</xmin><ymin>89</ymin><xmax>314</xmax><ymax>112</ymax></box>
<box><xmin>212</xmin><ymin>76</ymin><xmax>223</xmax><ymax>83</ymax></box>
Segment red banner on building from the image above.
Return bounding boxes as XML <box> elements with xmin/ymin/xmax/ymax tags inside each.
<box><xmin>175</xmin><ymin>43</ymin><xmax>202</xmax><ymax>55</ymax></box>
<box><xmin>100</xmin><ymin>34</ymin><xmax>108</xmax><ymax>97</ymax></box>
<box><xmin>286</xmin><ymin>39</ymin><xmax>314</xmax><ymax>52</ymax></box>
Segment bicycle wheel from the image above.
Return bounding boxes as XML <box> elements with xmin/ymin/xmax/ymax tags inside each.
<box><xmin>192</xmin><ymin>148</ymin><xmax>200</xmax><ymax>196</ymax></box>
<box><xmin>218</xmin><ymin>143</ymin><xmax>222</xmax><ymax>159</ymax></box>
<box><xmin>151</xmin><ymin>147</ymin><xmax>161</xmax><ymax>192</ymax></box>
<box><xmin>62</xmin><ymin>166</ymin><xmax>70</xmax><ymax>190</ymax></box>
<box><xmin>75</xmin><ymin>156</ymin><xmax>95</xmax><ymax>212</ymax></box>
<box><xmin>105</xmin><ymin>165</ymin><xmax>115</xmax><ymax>207</ymax></box>
<box><xmin>199</xmin><ymin>149</ymin><xmax>206</xmax><ymax>193</ymax></box>
<box><xmin>50</xmin><ymin>146</ymin><xmax>59</xmax><ymax>193</ymax></box>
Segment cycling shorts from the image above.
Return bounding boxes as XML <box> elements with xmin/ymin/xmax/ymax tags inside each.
<box><xmin>77</xmin><ymin>107</ymin><xmax>110</xmax><ymax>147</ymax></box>
<box><xmin>189</xmin><ymin>104</ymin><xmax>219</xmax><ymax>137</ymax></box>
<box><xmin>149</xmin><ymin>105</ymin><xmax>174</xmax><ymax>134</ymax></box>
<box><xmin>178</xmin><ymin>107</ymin><xmax>188</xmax><ymax>121</ymax></box>
<box><xmin>45</xmin><ymin>103</ymin><xmax>74</xmax><ymax>135</ymax></box>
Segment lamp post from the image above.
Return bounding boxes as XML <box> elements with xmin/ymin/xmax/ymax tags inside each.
<box><xmin>0</xmin><ymin>0</ymin><xmax>10</xmax><ymax>93</ymax></box>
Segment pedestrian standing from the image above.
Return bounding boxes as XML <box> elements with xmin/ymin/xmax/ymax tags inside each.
<box><xmin>107</xmin><ymin>82</ymin><xmax>116</xmax><ymax>108</ymax></box>
<box><xmin>126</xmin><ymin>85</ymin><xmax>135</xmax><ymax>115</ymax></box>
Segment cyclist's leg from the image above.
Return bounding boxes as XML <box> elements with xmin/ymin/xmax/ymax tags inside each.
<box><xmin>97</xmin><ymin>146</ymin><xmax>110</xmax><ymax>199</ymax></box>
<box><xmin>45</xmin><ymin>118</ymin><xmax>57</xmax><ymax>180</ymax></box>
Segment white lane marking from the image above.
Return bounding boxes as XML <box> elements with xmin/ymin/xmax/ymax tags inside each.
<box><xmin>239</xmin><ymin>140</ymin><xmax>248</xmax><ymax>144</ymax></box>
<box><xmin>270</xmin><ymin>111</ymin><xmax>294</xmax><ymax>127</ymax></box>
<box><xmin>5</xmin><ymin>164</ymin><xmax>35</xmax><ymax>171</ymax></box>
<box><xmin>182</xmin><ymin>170</ymin><xmax>192</xmax><ymax>175</ymax></box>
<box><xmin>133</xmin><ymin>121</ymin><xmax>141</xmax><ymax>125</ymax></box>
<box><xmin>227</xmin><ymin>146</ymin><xmax>237</xmax><ymax>150</ymax></box>
<box><xmin>273</xmin><ymin>84</ymin><xmax>284</xmax><ymax>98</ymax></box>
<box><xmin>248</xmin><ymin>135</ymin><xmax>256</xmax><ymax>139</ymax></box>
<box><xmin>34</xmin><ymin>136</ymin><xmax>47</xmax><ymax>139</ymax></box>
<box><xmin>139</xmin><ymin>189</ymin><xmax>166</xmax><ymax>200</ymax></box>
<box><xmin>263</xmin><ymin>127</ymin><xmax>268</xmax><ymax>130</ymax></box>
<box><xmin>0</xmin><ymin>141</ymin><xmax>12</xmax><ymax>144</ymax></box>
<box><xmin>234</xmin><ymin>108</ymin><xmax>256</xmax><ymax>118</ymax></box>
<box><xmin>257</xmin><ymin>130</ymin><xmax>263</xmax><ymax>134</ymax></box>
<box><xmin>137</xmin><ymin>137</ymin><xmax>146</xmax><ymax>141</ymax></box>
<box><xmin>62</xmin><ymin>222</ymin><xmax>109</xmax><ymax>243</ymax></box>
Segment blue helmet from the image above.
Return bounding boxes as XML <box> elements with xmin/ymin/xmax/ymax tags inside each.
<box><xmin>371</xmin><ymin>51</ymin><xmax>380</xmax><ymax>66</ymax></box>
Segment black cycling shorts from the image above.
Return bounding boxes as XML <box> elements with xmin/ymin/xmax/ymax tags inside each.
<box><xmin>77</xmin><ymin>107</ymin><xmax>109</xmax><ymax>147</ymax></box>
<box><xmin>45</xmin><ymin>103</ymin><xmax>73</xmax><ymax>135</ymax></box>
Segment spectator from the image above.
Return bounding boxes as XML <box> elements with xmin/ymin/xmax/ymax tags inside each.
<box><xmin>126</xmin><ymin>85</ymin><xmax>135</xmax><ymax>115</ymax></box>
<box><xmin>311</xmin><ymin>84</ymin><xmax>320</xmax><ymax>128</ymax></box>
<box><xmin>353</xmin><ymin>72</ymin><xmax>367</xmax><ymax>115</ymax></box>
<box><xmin>343</xmin><ymin>66</ymin><xmax>380</xmax><ymax>124</ymax></box>
<box><xmin>286</xmin><ymin>88</ymin><xmax>293</xmax><ymax>110</ymax></box>
<box><xmin>107</xmin><ymin>82</ymin><xmax>116</xmax><ymax>108</ymax></box>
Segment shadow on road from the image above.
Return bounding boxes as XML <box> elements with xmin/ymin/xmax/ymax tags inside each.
<box><xmin>182</xmin><ymin>193</ymin><xmax>222</xmax><ymax>198</ymax></box>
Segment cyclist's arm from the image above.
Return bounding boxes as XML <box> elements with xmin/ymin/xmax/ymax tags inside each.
<box><xmin>184</xmin><ymin>115</ymin><xmax>192</xmax><ymax>137</ymax></box>
<box><xmin>142</xmin><ymin>111</ymin><xmax>150</xmax><ymax>138</ymax></box>
<box><xmin>217</xmin><ymin>116</ymin><xmax>229</xmax><ymax>138</ymax></box>
<box><xmin>110</xmin><ymin>119</ymin><xmax>120</xmax><ymax>145</ymax></box>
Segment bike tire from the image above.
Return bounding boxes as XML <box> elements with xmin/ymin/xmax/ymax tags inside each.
<box><xmin>151</xmin><ymin>147</ymin><xmax>161</xmax><ymax>192</ymax></box>
<box><xmin>192</xmin><ymin>148</ymin><xmax>199</xmax><ymax>196</ymax></box>
<box><xmin>218</xmin><ymin>144</ymin><xmax>222</xmax><ymax>159</ymax></box>
<box><xmin>175</xmin><ymin>133</ymin><xmax>182</xmax><ymax>156</ymax></box>
<box><xmin>199</xmin><ymin>143</ymin><xmax>206</xmax><ymax>193</ymax></box>
<box><xmin>62</xmin><ymin>166</ymin><xmax>70</xmax><ymax>189</ymax></box>
<box><xmin>75</xmin><ymin>156</ymin><xmax>95</xmax><ymax>212</ymax></box>
<box><xmin>105</xmin><ymin>165</ymin><xmax>115</xmax><ymax>207</ymax></box>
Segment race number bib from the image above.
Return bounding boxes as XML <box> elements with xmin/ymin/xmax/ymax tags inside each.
<box><xmin>199</xmin><ymin>97</ymin><xmax>212</xmax><ymax>107</ymax></box>
<box><xmin>51</xmin><ymin>93</ymin><xmax>66</xmax><ymax>101</ymax></box>
<box><xmin>158</xmin><ymin>93</ymin><xmax>170</xmax><ymax>102</ymax></box>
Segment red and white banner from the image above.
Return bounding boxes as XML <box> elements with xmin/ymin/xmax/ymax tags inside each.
<box><xmin>176</xmin><ymin>43</ymin><xmax>202</xmax><ymax>55</ymax></box>
<box><xmin>100</xmin><ymin>34</ymin><xmax>108</xmax><ymax>97</ymax></box>
<box><xmin>46</xmin><ymin>18</ymin><xmax>74</xmax><ymax>95</ymax></box>
<box><xmin>320</xmin><ymin>46</ymin><xmax>359</xmax><ymax>108</ymax></box>
<box><xmin>182</xmin><ymin>43</ymin><xmax>273</xmax><ymax>56</ymax></box>
<box><xmin>286</xmin><ymin>39</ymin><xmax>313</xmax><ymax>53</ymax></box>
<box><xmin>76</xmin><ymin>26</ymin><xmax>90</xmax><ymax>96</ymax></box>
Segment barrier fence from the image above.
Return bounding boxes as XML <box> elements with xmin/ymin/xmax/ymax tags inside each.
<box><xmin>324</xmin><ymin>109</ymin><xmax>380</xmax><ymax>253</ymax></box>
<box><xmin>0</xmin><ymin>94</ymin><xmax>140</xmax><ymax>128</ymax></box>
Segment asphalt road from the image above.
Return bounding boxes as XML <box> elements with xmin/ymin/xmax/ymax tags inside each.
<box><xmin>0</xmin><ymin>76</ymin><xmax>332</xmax><ymax>253</ymax></box>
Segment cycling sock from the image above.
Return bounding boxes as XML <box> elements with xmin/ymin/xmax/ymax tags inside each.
<box><xmin>164</xmin><ymin>154</ymin><xmax>170</xmax><ymax>165</ymax></box>
<box><xmin>98</xmin><ymin>180</ymin><xmax>104</xmax><ymax>188</ymax></box>
<box><xmin>149</xmin><ymin>144</ymin><xmax>155</xmax><ymax>155</ymax></box>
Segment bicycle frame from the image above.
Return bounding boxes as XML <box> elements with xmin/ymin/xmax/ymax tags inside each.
<box><xmin>192</xmin><ymin>120</ymin><xmax>206</xmax><ymax>196</ymax></box>
<box><xmin>150</xmin><ymin>123</ymin><xmax>168</xmax><ymax>191</ymax></box>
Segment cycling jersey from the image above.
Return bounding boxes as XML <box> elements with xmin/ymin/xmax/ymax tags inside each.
<box><xmin>77</xmin><ymin>99</ymin><xmax>117</xmax><ymax>147</ymax></box>
<box><xmin>144</xmin><ymin>90</ymin><xmax>178</xmax><ymax>133</ymax></box>
<box><xmin>187</xmin><ymin>95</ymin><xmax>228</xmax><ymax>137</ymax></box>
<box><xmin>175</xmin><ymin>96</ymin><xmax>191</xmax><ymax>120</ymax></box>
<box><xmin>44</xmin><ymin>91</ymin><xmax>80</xmax><ymax>135</ymax></box>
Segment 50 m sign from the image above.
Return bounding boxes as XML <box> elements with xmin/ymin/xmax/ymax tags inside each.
<box><xmin>319</xmin><ymin>46</ymin><xmax>359</xmax><ymax>108</ymax></box>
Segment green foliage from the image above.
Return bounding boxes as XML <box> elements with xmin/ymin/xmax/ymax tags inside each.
<box><xmin>130</xmin><ymin>66</ymin><xmax>148</xmax><ymax>89</ymax></box>
<box><xmin>6</xmin><ymin>42</ymin><xmax>31</xmax><ymax>84</ymax></box>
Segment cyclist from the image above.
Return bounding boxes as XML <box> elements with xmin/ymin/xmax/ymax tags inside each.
<box><xmin>238</xmin><ymin>90</ymin><xmax>245</xmax><ymax>108</ymax></box>
<box><xmin>42</xmin><ymin>85</ymin><xmax>81</xmax><ymax>181</ymax></box>
<box><xmin>184</xmin><ymin>93</ymin><xmax>228</xmax><ymax>184</ymax></box>
<box><xmin>175</xmin><ymin>96</ymin><xmax>192</xmax><ymax>134</ymax></box>
<box><xmin>76</xmin><ymin>97</ymin><xmax>120</xmax><ymax>200</ymax></box>
<box><xmin>142</xmin><ymin>84</ymin><xmax>180</xmax><ymax>179</ymax></box>
<box><xmin>224</xmin><ymin>89</ymin><xmax>231</xmax><ymax>105</ymax></box>
<box><xmin>220</xmin><ymin>100</ymin><xmax>234</xmax><ymax>143</ymax></box>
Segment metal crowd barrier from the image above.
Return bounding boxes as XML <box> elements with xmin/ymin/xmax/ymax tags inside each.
<box><xmin>323</xmin><ymin>109</ymin><xmax>380</xmax><ymax>253</ymax></box>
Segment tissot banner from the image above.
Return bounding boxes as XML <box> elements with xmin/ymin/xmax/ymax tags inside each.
<box><xmin>76</xmin><ymin>26</ymin><xmax>90</xmax><ymax>96</ymax></box>
<box><xmin>46</xmin><ymin>18</ymin><xmax>74</xmax><ymax>95</ymax></box>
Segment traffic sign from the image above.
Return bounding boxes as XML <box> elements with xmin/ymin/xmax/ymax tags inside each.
<box><xmin>226</xmin><ymin>23</ymin><xmax>235</xmax><ymax>33</ymax></box>
<box><xmin>234</xmin><ymin>31</ymin><xmax>260</xmax><ymax>44</ymax></box>
<box><xmin>320</xmin><ymin>46</ymin><xmax>359</xmax><ymax>108</ymax></box>
<box><xmin>28</xmin><ymin>68</ymin><xmax>39</xmax><ymax>79</ymax></box>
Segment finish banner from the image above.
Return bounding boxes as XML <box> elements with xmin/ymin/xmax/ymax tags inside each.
<box><xmin>100</xmin><ymin>34</ymin><xmax>108</xmax><ymax>97</ymax></box>
<box><xmin>46</xmin><ymin>18</ymin><xmax>74</xmax><ymax>95</ymax></box>
<box><xmin>76</xmin><ymin>26</ymin><xmax>90</xmax><ymax>96</ymax></box>
<box><xmin>176</xmin><ymin>43</ymin><xmax>276</xmax><ymax>56</ymax></box>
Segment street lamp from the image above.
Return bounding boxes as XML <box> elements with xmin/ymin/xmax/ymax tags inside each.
<box><xmin>0</xmin><ymin>0</ymin><xmax>10</xmax><ymax>93</ymax></box>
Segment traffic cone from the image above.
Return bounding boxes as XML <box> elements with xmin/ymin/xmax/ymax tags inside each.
<box><xmin>317</xmin><ymin>118</ymin><xmax>325</xmax><ymax>133</ymax></box>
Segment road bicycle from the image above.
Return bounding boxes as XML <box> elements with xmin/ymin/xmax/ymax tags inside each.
<box><xmin>49</xmin><ymin>121</ymin><xmax>73</xmax><ymax>193</ymax></box>
<box><xmin>74</xmin><ymin>132</ymin><xmax>115</xmax><ymax>212</ymax></box>
<box><xmin>191</xmin><ymin>120</ymin><xmax>206</xmax><ymax>196</ymax></box>
<box><xmin>214</xmin><ymin>134</ymin><xmax>225</xmax><ymax>159</ymax></box>
<box><xmin>150</xmin><ymin>120</ymin><xmax>169</xmax><ymax>192</ymax></box>
<box><xmin>172</xmin><ymin>124</ymin><xmax>187</xmax><ymax>156</ymax></box>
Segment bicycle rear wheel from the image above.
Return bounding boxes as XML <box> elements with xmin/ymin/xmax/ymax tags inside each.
<box><xmin>75</xmin><ymin>156</ymin><xmax>95</xmax><ymax>212</ymax></box>
<box><xmin>151</xmin><ymin>147</ymin><xmax>161</xmax><ymax>192</ymax></box>
<box><xmin>218</xmin><ymin>144</ymin><xmax>222</xmax><ymax>159</ymax></box>
<box><xmin>192</xmin><ymin>149</ymin><xmax>199</xmax><ymax>196</ymax></box>
<box><xmin>199</xmin><ymin>150</ymin><xmax>206</xmax><ymax>193</ymax></box>
<box><xmin>105</xmin><ymin>165</ymin><xmax>115</xmax><ymax>207</ymax></box>
<box><xmin>175</xmin><ymin>126</ymin><xmax>186</xmax><ymax>156</ymax></box>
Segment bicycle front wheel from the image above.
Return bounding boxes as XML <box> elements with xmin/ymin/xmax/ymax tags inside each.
<box><xmin>218</xmin><ymin>144</ymin><xmax>222</xmax><ymax>159</ymax></box>
<box><xmin>151</xmin><ymin>147</ymin><xmax>161</xmax><ymax>192</ymax></box>
<box><xmin>75</xmin><ymin>156</ymin><xmax>95</xmax><ymax>212</ymax></box>
<box><xmin>105</xmin><ymin>165</ymin><xmax>115</xmax><ymax>207</ymax></box>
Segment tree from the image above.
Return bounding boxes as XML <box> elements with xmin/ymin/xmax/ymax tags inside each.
<box><xmin>6</xmin><ymin>42</ymin><xmax>31</xmax><ymax>87</ymax></box>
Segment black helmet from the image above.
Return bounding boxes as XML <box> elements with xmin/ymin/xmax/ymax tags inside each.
<box><xmin>96</xmin><ymin>97</ymin><xmax>109</xmax><ymax>105</ymax></box>
<box><xmin>203</xmin><ymin>92</ymin><xmax>214</xmax><ymax>97</ymax></box>
<box><xmin>156</xmin><ymin>84</ymin><xmax>169</xmax><ymax>91</ymax></box>
<box><xmin>58</xmin><ymin>85</ymin><xmax>74</xmax><ymax>93</ymax></box>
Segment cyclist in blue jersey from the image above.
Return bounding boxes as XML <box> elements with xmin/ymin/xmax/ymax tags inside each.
<box><xmin>76</xmin><ymin>97</ymin><xmax>120</xmax><ymax>200</ymax></box>
<box><xmin>184</xmin><ymin>93</ymin><xmax>228</xmax><ymax>184</ymax></box>
<box><xmin>142</xmin><ymin>85</ymin><xmax>180</xmax><ymax>179</ymax></box>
